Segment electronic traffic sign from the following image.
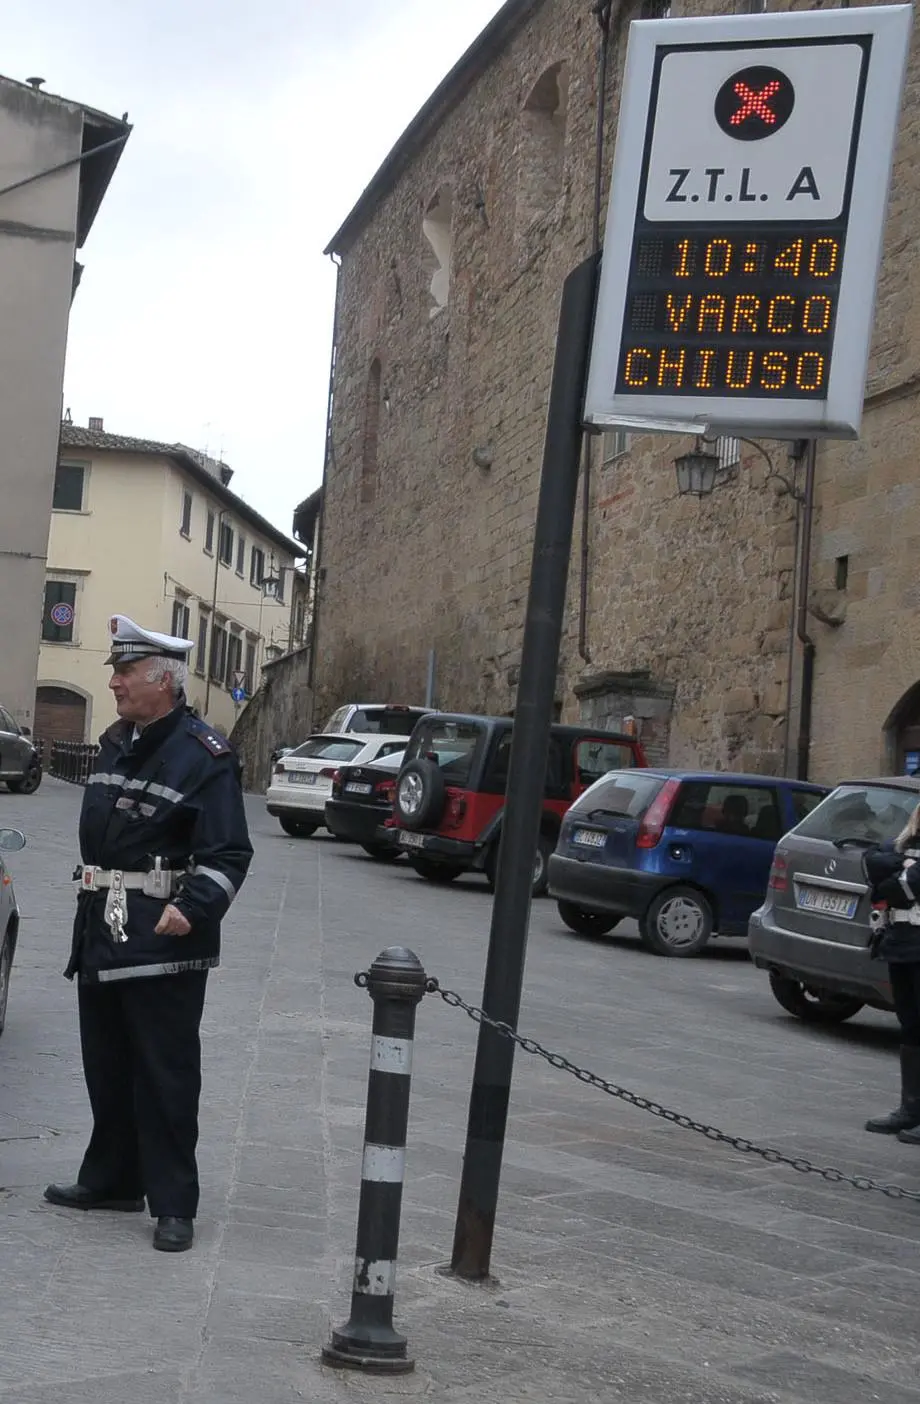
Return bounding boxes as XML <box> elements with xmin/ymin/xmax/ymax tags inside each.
<box><xmin>584</xmin><ymin>6</ymin><xmax>911</xmax><ymax>439</ymax></box>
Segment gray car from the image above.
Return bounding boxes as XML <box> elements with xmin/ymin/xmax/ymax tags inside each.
<box><xmin>748</xmin><ymin>775</ymin><xmax>920</xmax><ymax>1024</ymax></box>
<box><xmin>0</xmin><ymin>827</ymin><xmax>26</xmax><ymax>1037</ymax></box>
<box><xmin>0</xmin><ymin>706</ymin><xmax>41</xmax><ymax>794</ymax></box>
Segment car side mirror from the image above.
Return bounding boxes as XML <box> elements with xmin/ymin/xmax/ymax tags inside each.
<box><xmin>19</xmin><ymin>725</ymin><xmax>31</xmax><ymax>738</ymax></box>
<box><xmin>0</xmin><ymin>829</ymin><xmax>26</xmax><ymax>853</ymax></box>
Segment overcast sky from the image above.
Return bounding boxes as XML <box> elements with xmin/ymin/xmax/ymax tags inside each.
<box><xmin>4</xmin><ymin>0</ymin><xmax>506</xmax><ymax>538</ymax></box>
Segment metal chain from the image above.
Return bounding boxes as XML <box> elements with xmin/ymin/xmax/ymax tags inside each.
<box><xmin>425</xmin><ymin>978</ymin><xmax>920</xmax><ymax>1204</ymax></box>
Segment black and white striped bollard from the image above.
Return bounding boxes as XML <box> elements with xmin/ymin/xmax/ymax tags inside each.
<box><xmin>322</xmin><ymin>946</ymin><xmax>428</xmax><ymax>1374</ymax></box>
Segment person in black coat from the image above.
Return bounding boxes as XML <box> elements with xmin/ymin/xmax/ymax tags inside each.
<box><xmin>863</xmin><ymin>798</ymin><xmax>920</xmax><ymax>1143</ymax></box>
<box><xmin>44</xmin><ymin>615</ymin><xmax>253</xmax><ymax>1251</ymax></box>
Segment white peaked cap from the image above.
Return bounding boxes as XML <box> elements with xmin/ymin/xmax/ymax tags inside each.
<box><xmin>105</xmin><ymin>614</ymin><xmax>195</xmax><ymax>666</ymax></box>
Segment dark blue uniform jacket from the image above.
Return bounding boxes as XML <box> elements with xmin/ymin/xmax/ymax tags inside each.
<box><xmin>66</xmin><ymin>703</ymin><xmax>253</xmax><ymax>984</ymax></box>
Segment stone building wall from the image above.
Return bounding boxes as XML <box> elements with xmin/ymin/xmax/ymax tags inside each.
<box><xmin>313</xmin><ymin>0</ymin><xmax>920</xmax><ymax>782</ymax></box>
<box><xmin>230</xmin><ymin>645</ymin><xmax>313</xmax><ymax>793</ymax></box>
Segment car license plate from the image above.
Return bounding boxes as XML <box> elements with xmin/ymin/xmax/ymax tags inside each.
<box><xmin>345</xmin><ymin>782</ymin><xmax>373</xmax><ymax>795</ymax></box>
<box><xmin>289</xmin><ymin>772</ymin><xmax>316</xmax><ymax>786</ymax></box>
<box><xmin>794</xmin><ymin>885</ymin><xmax>858</xmax><ymax>919</ymax></box>
<box><xmin>572</xmin><ymin>828</ymin><xmax>606</xmax><ymax>848</ymax></box>
<box><xmin>398</xmin><ymin>831</ymin><xmax>426</xmax><ymax>849</ymax></box>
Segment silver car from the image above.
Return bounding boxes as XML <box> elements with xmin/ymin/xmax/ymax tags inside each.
<box><xmin>0</xmin><ymin>827</ymin><xmax>26</xmax><ymax>1037</ymax></box>
<box><xmin>0</xmin><ymin>705</ymin><xmax>42</xmax><ymax>794</ymax></box>
<box><xmin>748</xmin><ymin>776</ymin><xmax>920</xmax><ymax>1024</ymax></box>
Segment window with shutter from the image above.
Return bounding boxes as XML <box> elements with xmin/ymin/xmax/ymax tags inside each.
<box><xmin>171</xmin><ymin>599</ymin><xmax>191</xmax><ymax>638</ymax></box>
<box><xmin>42</xmin><ymin>581</ymin><xmax>77</xmax><ymax>643</ymax></box>
<box><xmin>53</xmin><ymin>464</ymin><xmax>85</xmax><ymax>512</ymax></box>
<box><xmin>195</xmin><ymin>613</ymin><xmax>209</xmax><ymax>676</ymax></box>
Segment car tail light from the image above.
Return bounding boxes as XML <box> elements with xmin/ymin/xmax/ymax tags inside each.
<box><xmin>273</xmin><ymin>763</ymin><xmax>285</xmax><ymax>776</ymax></box>
<box><xmin>444</xmin><ymin>794</ymin><xmax>467</xmax><ymax>829</ymax></box>
<box><xmin>635</xmin><ymin>778</ymin><xmax>681</xmax><ymax>850</ymax></box>
<box><xmin>320</xmin><ymin>767</ymin><xmax>339</xmax><ymax>779</ymax></box>
<box><xmin>768</xmin><ymin>852</ymin><xmax>789</xmax><ymax>892</ymax></box>
<box><xmin>375</xmin><ymin>780</ymin><xmax>396</xmax><ymax>803</ymax></box>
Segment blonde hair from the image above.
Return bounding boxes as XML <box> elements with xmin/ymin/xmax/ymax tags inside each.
<box><xmin>895</xmin><ymin>801</ymin><xmax>920</xmax><ymax>851</ymax></box>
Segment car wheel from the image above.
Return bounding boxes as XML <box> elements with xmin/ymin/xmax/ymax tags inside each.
<box><xmin>7</xmin><ymin>762</ymin><xmax>41</xmax><ymax>796</ymax></box>
<box><xmin>485</xmin><ymin>832</ymin><xmax>555</xmax><ymax>897</ymax></box>
<box><xmin>394</xmin><ymin>760</ymin><xmax>446</xmax><ymax>830</ymax></box>
<box><xmin>361</xmin><ymin>842</ymin><xmax>400</xmax><ymax>862</ymax></box>
<box><xmin>767</xmin><ymin>971</ymin><xmax>864</xmax><ymax>1024</ymax></box>
<box><xmin>640</xmin><ymin>886</ymin><xmax>713</xmax><ymax>957</ymax></box>
<box><xmin>557</xmin><ymin>900</ymin><xmax>622</xmax><ymax>938</ymax></box>
<box><xmin>279</xmin><ymin>817</ymin><xmax>319</xmax><ymax>838</ymax></box>
<box><xmin>0</xmin><ymin>935</ymin><xmax>12</xmax><ymax>1037</ymax></box>
<box><xmin>408</xmin><ymin>857</ymin><xmax>461</xmax><ymax>883</ymax></box>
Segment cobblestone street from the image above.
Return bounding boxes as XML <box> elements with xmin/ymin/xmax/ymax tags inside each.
<box><xmin>1</xmin><ymin>778</ymin><xmax>919</xmax><ymax>1402</ymax></box>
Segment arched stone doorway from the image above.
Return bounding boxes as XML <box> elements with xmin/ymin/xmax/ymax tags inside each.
<box><xmin>34</xmin><ymin>685</ymin><xmax>88</xmax><ymax>746</ymax></box>
<box><xmin>883</xmin><ymin>681</ymin><xmax>920</xmax><ymax>774</ymax></box>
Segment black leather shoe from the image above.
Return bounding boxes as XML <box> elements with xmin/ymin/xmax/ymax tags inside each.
<box><xmin>44</xmin><ymin>1182</ymin><xmax>145</xmax><ymax>1212</ymax></box>
<box><xmin>153</xmin><ymin>1216</ymin><xmax>194</xmax><ymax>1252</ymax></box>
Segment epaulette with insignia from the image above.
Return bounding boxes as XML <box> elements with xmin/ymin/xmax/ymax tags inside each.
<box><xmin>187</xmin><ymin>718</ymin><xmax>232</xmax><ymax>756</ymax></box>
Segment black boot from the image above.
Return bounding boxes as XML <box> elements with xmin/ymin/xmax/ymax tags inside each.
<box><xmin>865</xmin><ymin>1045</ymin><xmax>920</xmax><ymax>1134</ymax></box>
<box><xmin>153</xmin><ymin>1216</ymin><xmax>194</xmax><ymax>1252</ymax></box>
<box><xmin>44</xmin><ymin>1182</ymin><xmax>145</xmax><ymax>1212</ymax></box>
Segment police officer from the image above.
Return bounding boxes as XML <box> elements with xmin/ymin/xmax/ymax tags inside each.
<box><xmin>864</xmin><ymin>799</ymin><xmax>920</xmax><ymax>1143</ymax></box>
<box><xmin>44</xmin><ymin>615</ymin><xmax>253</xmax><ymax>1251</ymax></box>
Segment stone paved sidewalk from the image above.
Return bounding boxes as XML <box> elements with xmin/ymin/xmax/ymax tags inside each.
<box><xmin>1</xmin><ymin>779</ymin><xmax>919</xmax><ymax>1402</ymax></box>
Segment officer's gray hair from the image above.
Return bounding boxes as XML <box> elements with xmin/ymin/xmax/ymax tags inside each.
<box><xmin>145</xmin><ymin>655</ymin><xmax>189</xmax><ymax>697</ymax></box>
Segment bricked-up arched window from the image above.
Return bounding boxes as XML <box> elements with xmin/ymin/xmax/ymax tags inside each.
<box><xmin>422</xmin><ymin>187</ymin><xmax>452</xmax><ymax>318</ymax></box>
<box><xmin>517</xmin><ymin>62</ymin><xmax>569</xmax><ymax>230</ymax></box>
<box><xmin>361</xmin><ymin>358</ymin><xmax>382</xmax><ymax>503</ymax></box>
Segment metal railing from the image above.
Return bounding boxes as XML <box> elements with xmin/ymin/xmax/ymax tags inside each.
<box><xmin>45</xmin><ymin>740</ymin><xmax>99</xmax><ymax>786</ymax></box>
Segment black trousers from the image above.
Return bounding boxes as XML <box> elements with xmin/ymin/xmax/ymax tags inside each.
<box><xmin>77</xmin><ymin>971</ymin><xmax>208</xmax><ymax>1218</ymax></box>
<box><xmin>889</xmin><ymin>962</ymin><xmax>920</xmax><ymax>1047</ymax></box>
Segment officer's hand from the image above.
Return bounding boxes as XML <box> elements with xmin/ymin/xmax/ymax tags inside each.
<box><xmin>155</xmin><ymin>903</ymin><xmax>192</xmax><ymax>936</ymax></box>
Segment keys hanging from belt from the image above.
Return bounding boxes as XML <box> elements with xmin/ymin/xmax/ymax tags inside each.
<box><xmin>103</xmin><ymin>870</ymin><xmax>129</xmax><ymax>944</ymax></box>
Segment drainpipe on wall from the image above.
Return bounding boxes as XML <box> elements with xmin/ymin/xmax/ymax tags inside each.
<box><xmin>307</xmin><ymin>253</ymin><xmax>342</xmax><ymax>727</ymax></box>
<box><xmin>795</xmin><ymin>440</ymin><xmax>817</xmax><ymax>781</ymax></box>
<box><xmin>425</xmin><ymin>649</ymin><xmax>437</xmax><ymax>709</ymax></box>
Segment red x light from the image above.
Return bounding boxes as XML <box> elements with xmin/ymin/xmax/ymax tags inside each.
<box><xmin>714</xmin><ymin>66</ymin><xmax>795</xmax><ymax>141</ymax></box>
<box><xmin>730</xmin><ymin>79</ymin><xmax>782</xmax><ymax>127</ymax></box>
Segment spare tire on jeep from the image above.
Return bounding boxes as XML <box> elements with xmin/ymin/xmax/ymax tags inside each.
<box><xmin>395</xmin><ymin>759</ymin><xmax>446</xmax><ymax>830</ymax></box>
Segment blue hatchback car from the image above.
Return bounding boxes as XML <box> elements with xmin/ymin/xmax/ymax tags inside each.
<box><xmin>547</xmin><ymin>769</ymin><xmax>827</xmax><ymax>957</ymax></box>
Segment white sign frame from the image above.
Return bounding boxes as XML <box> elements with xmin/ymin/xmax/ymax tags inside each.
<box><xmin>583</xmin><ymin>5</ymin><xmax>912</xmax><ymax>440</ymax></box>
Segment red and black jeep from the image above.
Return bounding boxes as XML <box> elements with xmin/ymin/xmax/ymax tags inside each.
<box><xmin>384</xmin><ymin>712</ymin><xmax>647</xmax><ymax>895</ymax></box>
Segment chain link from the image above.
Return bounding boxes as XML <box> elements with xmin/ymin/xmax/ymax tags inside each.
<box><xmin>425</xmin><ymin>978</ymin><xmax>920</xmax><ymax>1203</ymax></box>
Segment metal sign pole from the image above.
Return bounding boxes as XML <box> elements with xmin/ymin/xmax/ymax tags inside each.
<box><xmin>450</xmin><ymin>253</ymin><xmax>599</xmax><ymax>1281</ymax></box>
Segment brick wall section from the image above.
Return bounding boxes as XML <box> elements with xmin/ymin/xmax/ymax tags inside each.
<box><xmin>313</xmin><ymin>0</ymin><xmax>920</xmax><ymax>783</ymax></box>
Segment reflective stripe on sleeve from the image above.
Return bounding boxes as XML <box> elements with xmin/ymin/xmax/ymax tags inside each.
<box><xmin>193</xmin><ymin>866</ymin><xmax>237</xmax><ymax>902</ymax></box>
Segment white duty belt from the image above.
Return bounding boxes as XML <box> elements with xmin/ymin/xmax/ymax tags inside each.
<box><xmin>74</xmin><ymin>861</ymin><xmax>185</xmax><ymax>945</ymax></box>
<box><xmin>75</xmin><ymin>864</ymin><xmax>183</xmax><ymax>898</ymax></box>
<box><xmin>889</xmin><ymin>909</ymin><xmax>920</xmax><ymax>926</ymax></box>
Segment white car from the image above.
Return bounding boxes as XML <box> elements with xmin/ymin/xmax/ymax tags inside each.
<box><xmin>322</xmin><ymin>703</ymin><xmax>431</xmax><ymax>737</ymax></box>
<box><xmin>266</xmin><ymin>733</ymin><xmax>409</xmax><ymax>838</ymax></box>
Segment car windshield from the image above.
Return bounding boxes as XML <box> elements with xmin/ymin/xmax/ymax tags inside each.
<box><xmin>569</xmin><ymin>770</ymin><xmax>666</xmax><ymax>818</ymax></box>
<box><xmin>793</xmin><ymin>783</ymin><xmax>920</xmax><ymax>845</ymax></box>
<box><xmin>290</xmin><ymin>737</ymin><xmax>365</xmax><ymax>762</ymax></box>
<box><xmin>406</xmin><ymin>719</ymin><xmax>483</xmax><ymax>787</ymax></box>
<box><xmin>350</xmin><ymin>707</ymin><xmax>428</xmax><ymax>735</ymax></box>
